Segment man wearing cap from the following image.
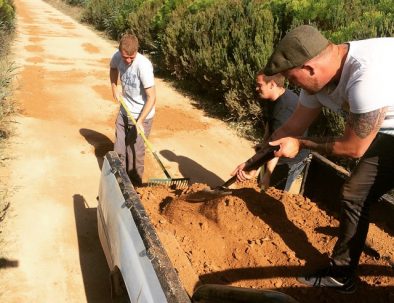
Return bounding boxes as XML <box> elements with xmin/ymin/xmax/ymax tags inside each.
<box><xmin>232</xmin><ymin>25</ymin><xmax>394</xmax><ymax>293</ymax></box>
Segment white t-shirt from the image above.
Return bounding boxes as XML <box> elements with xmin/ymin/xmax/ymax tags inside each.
<box><xmin>300</xmin><ymin>37</ymin><xmax>394</xmax><ymax>135</ymax></box>
<box><xmin>110</xmin><ymin>51</ymin><xmax>155</xmax><ymax>119</ymax></box>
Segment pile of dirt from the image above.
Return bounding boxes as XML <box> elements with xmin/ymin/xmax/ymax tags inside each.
<box><xmin>136</xmin><ymin>181</ymin><xmax>393</xmax><ymax>303</ymax></box>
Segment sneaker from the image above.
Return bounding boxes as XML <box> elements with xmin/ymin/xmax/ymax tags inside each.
<box><xmin>297</xmin><ymin>267</ymin><xmax>356</xmax><ymax>294</ymax></box>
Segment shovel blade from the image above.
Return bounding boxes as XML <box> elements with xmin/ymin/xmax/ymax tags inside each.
<box><xmin>185</xmin><ymin>187</ymin><xmax>232</xmax><ymax>202</ymax></box>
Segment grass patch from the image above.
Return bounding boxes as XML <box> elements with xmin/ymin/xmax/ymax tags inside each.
<box><xmin>0</xmin><ymin>18</ymin><xmax>16</xmax><ymax>233</ymax></box>
<box><xmin>43</xmin><ymin>0</ymin><xmax>84</xmax><ymax>21</ymax></box>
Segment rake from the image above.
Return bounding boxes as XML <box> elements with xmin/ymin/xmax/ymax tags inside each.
<box><xmin>118</xmin><ymin>95</ymin><xmax>190</xmax><ymax>188</ymax></box>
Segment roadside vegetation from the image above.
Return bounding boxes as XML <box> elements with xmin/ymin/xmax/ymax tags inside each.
<box><xmin>0</xmin><ymin>0</ymin><xmax>16</xmax><ymax>233</ymax></box>
<box><xmin>57</xmin><ymin>0</ymin><xmax>393</xmax><ymax>165</ymax></box>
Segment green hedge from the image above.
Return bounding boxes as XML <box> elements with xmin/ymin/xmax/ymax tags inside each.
<box><xmin>0</xmin><ymin>0</ymin><xmax>16</xmax><ymax>136</ymax></box>
<box><xmin>64</xmin><ymin>0</ymin><xmax>86</xmax><ymax>5</ymax></box>
<box><xmin>162</xmin><ymin>0</ymin><xmax>275</xmax><ymax>123</ymax></box>
<box><xmin>82</xmin><ymin>0</ymin><xmax>145</xmax><ymax>39</ymax></box>
<box><xmin>0</xmin><ymin>0</ymin><xmax>15</xmax><ymax>32</ymax></box>
<box><xmin>269</xmin><ymin>0</ymin><xmax>393</xmax><ymax>42</ymax></box>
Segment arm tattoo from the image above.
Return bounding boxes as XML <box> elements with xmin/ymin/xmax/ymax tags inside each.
<box><xmin>298</xmin><ymin>107</ymin><xmax>388</xmax><ymax>155</ymax></box>
<box><xmin>347</xmin><ymin>107</ymin><xmax>388</xmax><ymax>139</ymax></box>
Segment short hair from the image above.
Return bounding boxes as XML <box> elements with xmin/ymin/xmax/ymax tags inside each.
<box><xmin>119</xmin><ymin>33</ymin><xmax>139</xmax><ymax>54</ymax></box>
<box><xmin>257</xmin><ymin>70</ymin><xmax>285</xmax><ymax>87</ymax></box>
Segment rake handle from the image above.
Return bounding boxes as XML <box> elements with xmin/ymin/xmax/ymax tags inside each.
<box><xmin>118</xmin><ymin>95</ymin><xmax>172</xmax><ymax>179</ymax></box>
<box><xmin>221</xmin><ymin>145</ymin><xmax>279</xmax><ymax>189</ymax></box>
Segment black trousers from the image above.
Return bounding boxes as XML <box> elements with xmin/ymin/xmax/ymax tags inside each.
<box><xmin>331</xmin><ymin>133</ymin><xmax>394</xmax><ymax>274</ymax></box>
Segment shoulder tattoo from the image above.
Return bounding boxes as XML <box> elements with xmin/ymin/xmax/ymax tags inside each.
<box><xmin>347</xmin><ymin>107</ymin><xmax>388</xmax><ymax>139</ymax></box>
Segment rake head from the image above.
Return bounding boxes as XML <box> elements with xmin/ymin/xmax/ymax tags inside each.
<box><xmin>147</xmin><ymin>177</ymin><xmax>190</xmax><ymax>189</ymax></box>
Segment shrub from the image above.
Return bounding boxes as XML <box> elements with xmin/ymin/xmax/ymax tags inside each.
<box><xmin>0</xmin><ymin>0</ymin><xmax>16</xmax><ymax>133</ymax></box>
<box><xmin>268</xmin><ymin>0</ymin><xmax>393</xmax><ymax>42</ymax></box>
<box><xmin>162</xmin><ymin>0</ymin><xmax>276</xmax><ymax>124</ymax></box>
<box><xmin>126</xmin><ymin>0</ymin><xmax>165</xmax><ymax>52</ymax></box>
<box><xmin>0</xmin><ymin>0</ymin><xmax>15</xmax><ymax>32</ymax></box>
<box><xmin>64</xmin><ymin>0</ymin><xmax>86</xmax><ymax>5</ymax></box>
<box><xmin>83</xmin><ymin>0</ymin><xmax>144</xmax><ymax>38</ymax></box>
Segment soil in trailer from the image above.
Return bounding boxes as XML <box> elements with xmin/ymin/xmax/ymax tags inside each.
<box><xmin>136</xmin><ymin>181</ymin><xmax>394</xmax><ymax>303</ymax></box>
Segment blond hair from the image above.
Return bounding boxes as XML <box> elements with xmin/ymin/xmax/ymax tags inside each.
<box><xmin>119</xmin><ymin>33</ymin><xmax>139</xmax><ymax>55</ymax></box>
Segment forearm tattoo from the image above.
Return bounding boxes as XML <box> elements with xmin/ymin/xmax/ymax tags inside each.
<box><xmin>347</xmin><ymin>107</ymin><xmax>388</xmax><ymax>139</ymax></box>
<box><xmin>298</xmin><ymin>108</ymin><xmax>388</xmax><ymax>155</ymax></box>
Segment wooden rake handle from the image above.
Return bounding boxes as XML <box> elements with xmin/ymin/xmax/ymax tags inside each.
<box><xmin>118</xmin><ymin>95</ymin><xmax>172</xmax><ymax>179</ymax></box>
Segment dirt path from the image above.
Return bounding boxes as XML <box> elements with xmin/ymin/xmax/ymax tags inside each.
<box><xmin>0</xmin><ymin>0</ymin><xmax>254</xmax><ymax>302</ymax></box>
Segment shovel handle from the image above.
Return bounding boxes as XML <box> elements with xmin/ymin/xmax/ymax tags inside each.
<box><xmin>221</xmin><ymin>145</ymin><xmax>279</xmax><ymax>189</ymax></box>
<box><xmin>118</xmin><ymin>95</ymin><xmax>155</xmax><ymax>152</ymax></box>
<box><xmin>118</xmin><ymin>95</ymin><xmax>172</xmax><ymax>179</ymax></box>
<box><xmin>243</xmin><ymin>145</ymin><xmax>279</xmax><ymax>171</ymax></box>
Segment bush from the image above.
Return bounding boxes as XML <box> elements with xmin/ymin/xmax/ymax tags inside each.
<box><xmin>0</xmin><ymin>0</ymin><xmax>15</xmax><ymax>32</ymax></box>
<box><xmin>126</xmin><ymin>0</ymin><xmax>165</xmax><ymax>52</ymax></box>
<box><xmin>162</xmin><ymin>0</ymin><xmax>276</xmax><ymax>124</ymax></box>
<box><xmin>64</xmin><ymin>0</ymin><xmax>86</xmax><ymax>5</ymax></box>
<box><xmin>268</xmin><ymin>0</ymin><xmax>393</xmax><ymax>42</ymax></box>
<box><xmin>83</xmin><ymin>0</ymin><xmax>145</xmax><ymax>39</ymax></box>
<box><xmin>0</xmin><ymin>0</ymin><xmax>16</xmax><ymax>133</ymax></box>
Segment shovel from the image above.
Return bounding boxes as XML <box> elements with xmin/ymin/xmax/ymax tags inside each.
<box><xmin>185</xmin><ymin>145</ymin><xmax>279</xmax><ymax>202</ymax></box>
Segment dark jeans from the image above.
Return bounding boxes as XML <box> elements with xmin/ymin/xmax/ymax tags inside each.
<box><xmin>114</xmin><ymin>112</ymin><xmax>153</xmax><ymax>186</ymax></box>
<box><xmin>331</xmin><ymin>133</ymin><xmax>394</xmax><ymax>274</ymax></box>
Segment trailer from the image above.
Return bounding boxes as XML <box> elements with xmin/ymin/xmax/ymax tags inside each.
<box><xmin>98</xmin><ymin>151</ymin><xmax>393</xmax><ymax>302</ymax></box>
<box><xmin>97</xmin><ymin>151</ymin><xmax>300</xmax><ymax>303</ymax></box>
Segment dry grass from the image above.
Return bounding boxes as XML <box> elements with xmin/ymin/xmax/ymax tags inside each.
<box><xmin>43</xmin><ymin>0</ymin><xmax>84</xmax><ymax>21</ymax></box>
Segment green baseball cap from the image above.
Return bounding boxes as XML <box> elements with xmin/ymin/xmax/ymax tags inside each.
<box><xmin>264</xmin><ymin>25</ymin><xmax>329</xmax><ymax>76</ymax></box>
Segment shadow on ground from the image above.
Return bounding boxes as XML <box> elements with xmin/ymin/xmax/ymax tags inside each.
<box><xmin>79</xmin><ymin>128</ymin><xmax>113</xmax><ymax>170</ymax></box>
<box><xmin>73</xmin><ymin>194</ymin><xmax>111</xmax><ymax>303</ymax></box>
<box><xmin>160</xmin><ymin>149</ymin><xmax>224</xmax><ymax>187</ymax></box>
<box><xmin>0</xmin><ymin>257</ymin><xmax>18</xmax><ymax>269</ymax></box>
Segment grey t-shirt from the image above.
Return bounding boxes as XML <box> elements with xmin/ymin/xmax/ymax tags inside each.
<box><xmin>110</xmin><ymin>51</ymin><xmax>155</xmax><ymax>119</ymax></box>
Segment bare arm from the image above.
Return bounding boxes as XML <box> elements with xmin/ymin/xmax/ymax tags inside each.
<box><xmin>110</xmin><ymin>67</ymin><xmax>119</xmax><ymax>100</ymax></box>
<box><xmin>298</xmin><ymin>107</ymin><xmax>387</xmax><ymax>157</ymax></box>
<box><xmin>137</xmin><ymin>86</ymin><xmax>156</xmax><ymax>123</ymax></box>
<box><xmin>272</xmin><ymin>107</ymin><xmax>388</xmax><ymax>159</ymax></box>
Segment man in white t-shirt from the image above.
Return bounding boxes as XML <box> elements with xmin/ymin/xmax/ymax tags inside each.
<box><xmin>234</xmin><ymin>25</ymin><xmax>394</xmax><ymax>294</ymax></box>
<box><xmin>110</xmin><ymin>33</ymin><xmax>156</xmax><ymax>186</ymax></box>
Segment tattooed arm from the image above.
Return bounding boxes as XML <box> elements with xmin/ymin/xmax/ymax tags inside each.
<box><xmin>282</xmin><ymin>107</ymin><xmax>387</xmax><ymax>158</ymax></box>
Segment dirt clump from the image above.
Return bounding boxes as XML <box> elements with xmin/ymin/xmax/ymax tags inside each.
<box><xmin>136</xmin><ymin>181</ymin><xmax>393</xmax><ymax>303</ymax></box>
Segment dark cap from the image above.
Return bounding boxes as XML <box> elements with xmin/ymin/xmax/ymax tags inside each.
<box><xmin>264</xmin><ymin>25</ymin><xmax>329</xmax><ymax>76</ymax></box>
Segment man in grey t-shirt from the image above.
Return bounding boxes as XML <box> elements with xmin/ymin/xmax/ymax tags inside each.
<box><xmin>110</xmin><ymin>34</ymin><xmax>156</xmax><ymax>186</ymax></box>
